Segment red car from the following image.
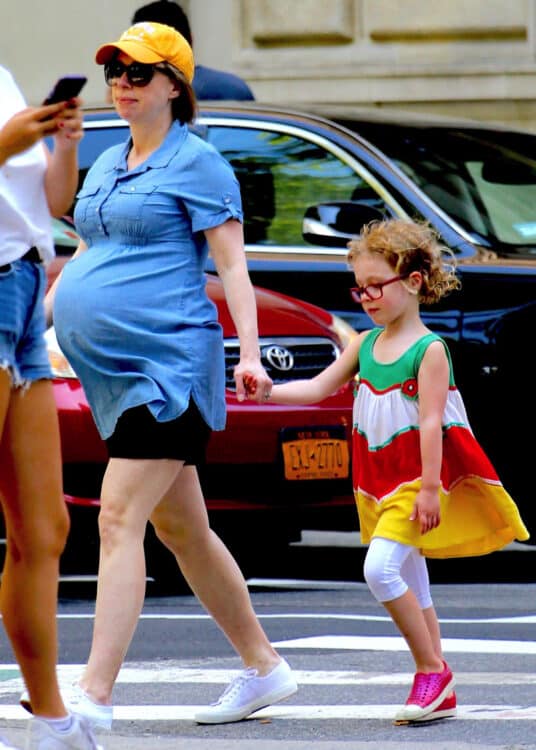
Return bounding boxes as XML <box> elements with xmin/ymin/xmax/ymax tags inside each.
<box><xmin>46</xmin><ymin>224</ymin><xmax>356</xmax><ymax>587</ymax></box>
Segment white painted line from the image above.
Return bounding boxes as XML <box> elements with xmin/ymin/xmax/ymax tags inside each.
<box><xmin>29</xmin><ymin>611</ymin><xmax>536</xmax><ymax>625</ymax></box>
<box><xmin>272</xmin><ymin>634</ymin><xmax>536</xmax><ymax>654</ymax></box>
<box><xmin>247</xmin><ymin>578</ymin><xmax>362</xmax><ymax>590</ymax></box>
<box><xmin>0</xmin><ymin>704</ymin><xmax>535</xmax><ymax>722</ymax></box>
<box><xmin>1</xmin><ymin>666</ymin><xmax>536</xmax><ymax>695</ymax></box>
<box><xmin>107</xmin><ymin>669</ymin><xmax>536</xmax><ymax>686</ymax></box>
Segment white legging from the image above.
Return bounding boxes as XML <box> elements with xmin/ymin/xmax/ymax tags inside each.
<box><xmin>364</xmin><ymin>537</ymin><xmax>433</xmax><ymax>609</ymax></box>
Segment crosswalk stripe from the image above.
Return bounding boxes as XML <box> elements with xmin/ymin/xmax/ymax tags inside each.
<box><xmin>0</xmin><ymin>704</ymin><xmax>535</xmax><ymax>722</ymax></box>
<box><xmin>1</xmin><ymin>666</ymin><xmax>536</xmax><ymax>690</ymax></box>
<box><xmin>272</xmin><ymin>634</ymin><xmax>536</xmax><ymax>654</ymax></box>
<box><xmin>41</xmin><ymin>612</ymin><xmax>536</xmax><ymax>625</ymax></box>
<box><xmin>1</xmin><ymin>663</ymin><xmax>533</xmax><ymax>723</ymax></box>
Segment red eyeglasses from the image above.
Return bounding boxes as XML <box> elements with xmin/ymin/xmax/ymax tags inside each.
<box><xmin>350</xmin><ymin>274</ymin><xmax>409</xmax><ymax>303</ymax></box>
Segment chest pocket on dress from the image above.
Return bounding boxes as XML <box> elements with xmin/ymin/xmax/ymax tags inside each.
<box><xmin>117</xmin><ymin>183</ymin><xmax>158</xmax><ymax>208</ymax></box>
<box><xmin>111</xmin><ymin>184</ymin><xmax>159</xmax><ymax>241</ymax></box>
<box><xmin>74</xmin><ymin>185</ymin><xmax>102</xmax><ymax>236</ymax></box>
<box><xmin>75</xmin><ymin>185</ymin><xmax>101</xmax><ymax>218</ymax></box>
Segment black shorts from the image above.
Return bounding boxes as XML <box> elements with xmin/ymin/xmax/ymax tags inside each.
<box><xmin>105</xmin><ymin>399</ymin><xmax>211</xmax><ymax>464</ymax></box>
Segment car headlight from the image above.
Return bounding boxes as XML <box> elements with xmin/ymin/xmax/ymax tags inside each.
<box><xmin>329</xmin><ymin>313</ymin><xmax>358</xmax><ymax>350</ymax></box>
<box><xmin>44</xmin><ymin>327</ymin><xmax>77</xmax><ymax>379</ymax></box>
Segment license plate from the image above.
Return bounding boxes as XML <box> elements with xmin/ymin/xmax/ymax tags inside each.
<box><xmin>280</xmin><ymin>426</ymin><xmax>349</xmax><ymax>481</ymax></box>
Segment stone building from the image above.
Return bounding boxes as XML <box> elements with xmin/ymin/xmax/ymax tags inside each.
<box><xmin>2</xmin><ymin>0</ymin><xmax>536</xmax><ymax>129</ymax></box>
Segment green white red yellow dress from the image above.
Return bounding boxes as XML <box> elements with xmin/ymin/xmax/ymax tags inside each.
<box><xmin>353</xmin><ymin>329</ymin><xmax>529</xmax><ymax>557</ymax></box>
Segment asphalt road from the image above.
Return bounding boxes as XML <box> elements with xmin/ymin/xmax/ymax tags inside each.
<box><xmin>0</xmin><ymin>532</ymin><xmax>535</xmax><ymax>750</ymax></box>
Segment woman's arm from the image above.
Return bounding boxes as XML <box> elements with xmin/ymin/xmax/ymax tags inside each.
<box><xmin>44</xmin><ymin>239</ymin><xmax>88</xmax><ymax>326</ymax></box>
<box><xmin>43</xmin><ymin>98</ymin><xmax>84</xmax><ymax>217</ymax></box>
<box><xmin>205</xmin><ymin>219</ymin><xmax>271</xmax><ymax>403</ymax></box>
<box><xmin>410</xmin><ymin>340</ymin><xmax>450</xmax><ymax>533</ymax></box>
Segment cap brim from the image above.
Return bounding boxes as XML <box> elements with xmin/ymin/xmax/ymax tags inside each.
<box><xmin>95</xmin><ymin>41</ymin><xmax>165</xmax><ymax>65</ymax></box>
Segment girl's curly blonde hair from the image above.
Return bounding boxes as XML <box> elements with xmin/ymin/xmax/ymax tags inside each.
<box><xmin>347</xmin><ymin>219</ymin><xmax>461</xmax><ymax>305</ymax></box>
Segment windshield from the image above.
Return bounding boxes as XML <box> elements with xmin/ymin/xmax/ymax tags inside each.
<box><xmin>342</xmin><ymin>120</ymin><xmax>536</xmax><ymax>258</ymax></box>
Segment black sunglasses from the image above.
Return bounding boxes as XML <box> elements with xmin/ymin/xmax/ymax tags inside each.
<box><xmin>104</xmin><ymin>59</ymin><xmax>168</xmax><ymax>87</ymax></box>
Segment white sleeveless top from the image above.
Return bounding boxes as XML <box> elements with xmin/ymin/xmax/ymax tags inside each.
<box><xmin>0</xmin><ymin>65</ymin><xmax>54</xmax><ymax>265</ymax></box>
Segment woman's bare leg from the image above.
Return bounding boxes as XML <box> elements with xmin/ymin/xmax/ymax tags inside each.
<box><xmin>79</xmin><ymin>457</ymin><xmax>182</xmax><ymax>704</ymax></box>
<box><xmin>0</xmin><ymin>375</ymin><xmax>69</xmax><ymax>717</ymax></box>
<box><xmin>151</xmin><ymin>466</ymin><xmax>280</xmax><ymax>674</ymax></box>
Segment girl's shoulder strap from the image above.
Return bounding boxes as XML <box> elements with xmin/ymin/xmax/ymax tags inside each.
<box><xmin>356</xmin><ymin>327</ymin><xmax>381</xmax><ymax>378</ymax></box>
<box><xmin>360</xmin><ymin>327</ymin><xmax>382</xmax><ymax>355</ymax></box>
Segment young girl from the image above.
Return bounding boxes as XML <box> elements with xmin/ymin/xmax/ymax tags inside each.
<box><xmin>245</xmin><ymin>218</ymin><xmax>529</xmax><ymax>724</ymax></box>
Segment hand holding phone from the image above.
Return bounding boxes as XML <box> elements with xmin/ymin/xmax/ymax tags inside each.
<box><xmin>43</xmin><ymin>75</ymin><xmax>87</xmax><ymax>105</ymax></box>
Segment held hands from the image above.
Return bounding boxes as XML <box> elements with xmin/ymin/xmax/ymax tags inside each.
<box><xmin>235</xmin><ymin>363</ymin><xmax>272</xmax><ymax>403</ymax></box>
<box><xmin>409</xmin><ymin>487</ymin><xmax>441</xmax><ymax>534</ymax></box>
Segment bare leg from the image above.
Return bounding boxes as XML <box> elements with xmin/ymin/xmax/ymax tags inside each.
<box><xmin>383</xmin><ymin>590</ymin><xmax>443</xmax><ymax>674</ymax></box>
<box><xmin>421</xmin><ymin>604</ymin><xmax>454</xmax><ymax>698</ymax></box>
<box><xmin>0</xmin><ymin>376</ymin><xmax>69</xmax><ymax>717</ymax></box>
<box><xmin>423</xmin><ymin>605</ymin><xmax>443</xmax><ymax>660</ymax></box>
<box><xmin>151</xmin><ymin>466</ymin><xmax>280</xmax><ymax>674</ymax></box>
<box><xmin>80</xmin><ymin>457</ymin><xmax>182</xmax><ymax>704</ymax></box>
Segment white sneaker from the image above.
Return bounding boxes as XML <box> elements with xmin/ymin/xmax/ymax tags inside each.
<box><xmin>0</xmin><ymin>735</ymin><xmax>20</xmax><ymax>749</ymax></box>
<box><xmin>194</xmin><ymin>658</ymin><xmax>298</xmax><ymax>724</ymax></box>
<box><xmin>60</xmin><ymin>685</ymin><xmax>112</xmax><ymax>732</ymax></box>
<box><xmin>20</xmin><ymin>684</ymin><xmax>112</xmax><ymax>732</ymax></box>
<box><xmin>26</xmin><ymin>715</ymin><xmax>103</xmax><ymax>749</ymax></box>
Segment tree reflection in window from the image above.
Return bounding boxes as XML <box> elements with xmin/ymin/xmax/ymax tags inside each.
<box><xmin>208</xmin><ymin>127</ymin><xmax>368</xmax><ymax>246</ymax></box>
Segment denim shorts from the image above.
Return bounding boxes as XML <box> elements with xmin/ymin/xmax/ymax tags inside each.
<box><xmin>0</xmin><ymin>258</ymin><xmax>52</xmax><ymax>388</ymax></box>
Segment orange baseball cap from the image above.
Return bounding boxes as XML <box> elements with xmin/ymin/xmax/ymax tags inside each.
<box><xmin>95</xmin><ymin>22</ymin><xmax>194</xmax><ymax>84</ymax></box>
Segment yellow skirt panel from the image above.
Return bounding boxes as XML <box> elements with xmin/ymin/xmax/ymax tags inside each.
<box><xmin>356</xmin><ymin>478</ymin><xmax>529</xmax><ymax>559</ymax></box>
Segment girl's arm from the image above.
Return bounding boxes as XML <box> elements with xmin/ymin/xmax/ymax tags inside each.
<box><xmin>45</xmin><ymin>239</ymin><xmax>88</xmax><ymax>326</ymax></box>
<box><xmin>266</xmin><ymin>332</ymin><xmax>365</xmax><ymax>405</ymax></box>
<box><xmin>410</xmin><ymin>340</ymin><xmax>450</xmax><ymax>533</ymax></box>
<box><xmin>206</xmin><ymin>219</ymin><xmax>271</xmax><ymax>403</ymax></box>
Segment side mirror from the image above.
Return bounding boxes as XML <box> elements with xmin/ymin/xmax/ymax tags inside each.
<box><xmin>302</xmin><ymin>201</ymin><xmax>386</xmax><ymax>248</ymax></box>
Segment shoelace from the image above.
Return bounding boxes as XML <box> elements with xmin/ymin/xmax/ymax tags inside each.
<box><xmin>212</xmin><ymin>668</ymin><xmax>257</xmax><ymax>706</ymax></box>
<box><xmin>67</xmin><ymin>683</ymin><xmax>85</xmax><ymax>705</ymax></box>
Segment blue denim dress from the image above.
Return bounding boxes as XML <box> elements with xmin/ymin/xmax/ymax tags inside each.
<box><xmin>54</xmin><ymin>121</ymin><xmax>242</xmax><ymax>439</ymax></box>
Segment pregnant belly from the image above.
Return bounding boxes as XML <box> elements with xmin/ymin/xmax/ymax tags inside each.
<box><xmin>54</xmin><ymin>251</ymin><xmax>181</xmax><ymax>334</ymax></box>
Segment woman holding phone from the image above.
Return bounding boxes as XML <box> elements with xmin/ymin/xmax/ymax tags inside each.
<box><xmin>0</xmin><ymin>66</ymin><xmax>100</xmax><ymax>749</ymax></box>
<box><xmin>39</xmin><ymin>21</ymin><xmax>297</xmax><ymax>733</ymax></box>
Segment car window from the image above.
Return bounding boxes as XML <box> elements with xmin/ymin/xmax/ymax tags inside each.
<box><xmin>206</xmin><ymin>125</ymin><xmax>389</xmax><ymax>246</ymax></box>
<box><xmin>78</xmin><ymin>125</ymin><xmax>129</xmax><ymax>189</ymax></box>
<box><xmin>344</xmin><ymin>121</ymin><xmax>536</xmax><ymax>257</ymax></box>
<box><xmin>465</xmin><ymin>159</ymin><xmax>536</xmax><ymax>245</ymax></box>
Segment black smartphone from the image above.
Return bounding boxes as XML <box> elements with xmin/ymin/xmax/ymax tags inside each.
<box><xmin>43</xmin><ymin>74</ymin><xmax>87</xmax><ymax>105</ymax></box>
